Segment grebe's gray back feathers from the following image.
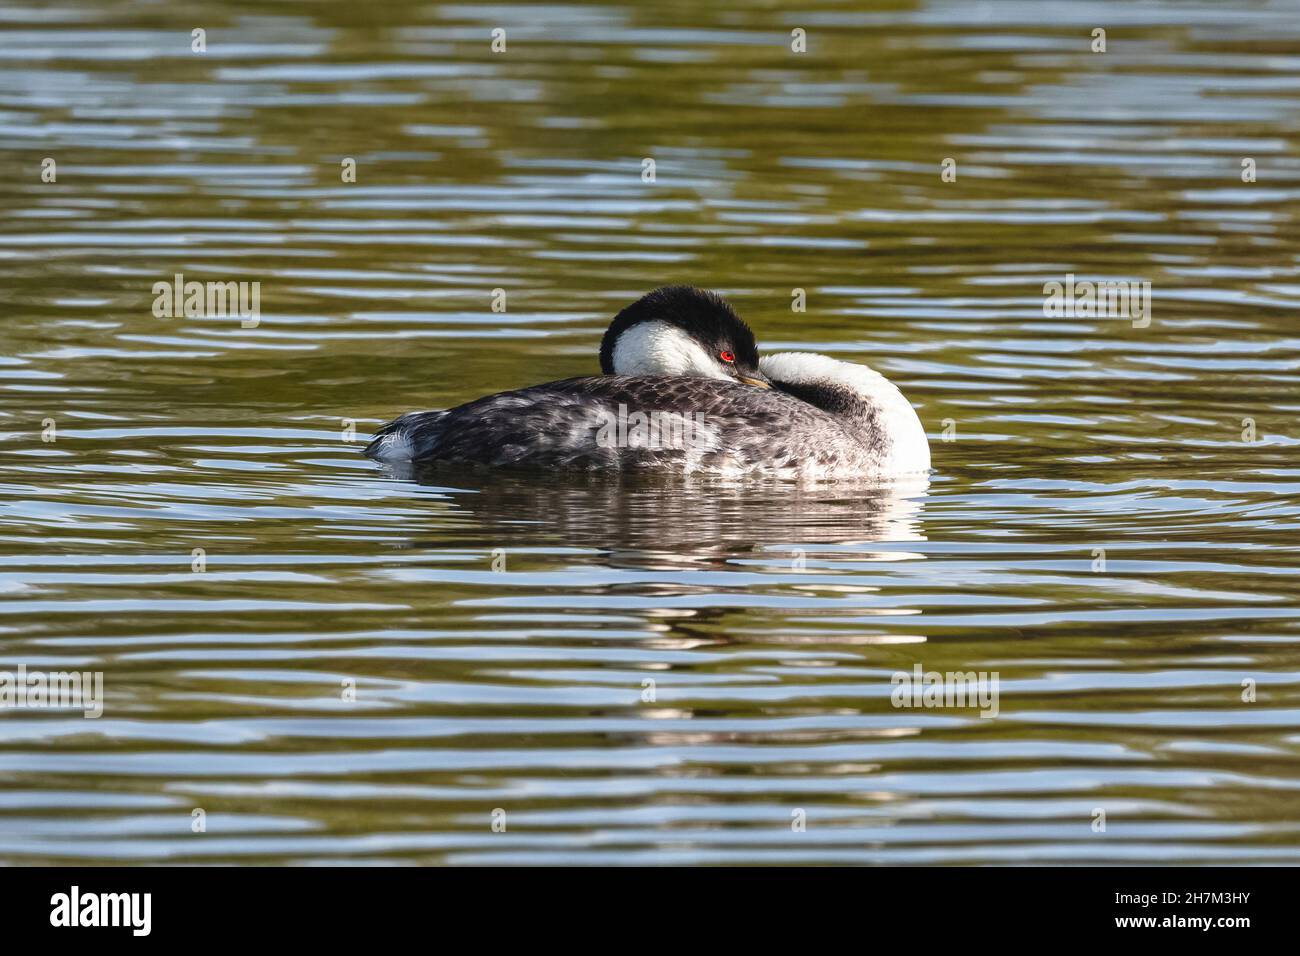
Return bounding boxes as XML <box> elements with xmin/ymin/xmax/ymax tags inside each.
<box><xmin>367</xmin><ymin>374</ymin><xmax>875</xmax><ymax>475</ymax></box>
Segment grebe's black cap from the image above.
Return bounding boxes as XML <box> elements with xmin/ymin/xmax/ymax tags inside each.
<box><xmin>598</xmin><ymin>286</ymin><xmax>764</xmax><ymax>381</ymax></box>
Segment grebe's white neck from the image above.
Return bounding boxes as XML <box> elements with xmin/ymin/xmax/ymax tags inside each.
<box><xmin>760</xmin><ymin>351</ymin><xmax>931</xmax><ymax>473</ymax></box>
<box><xmin>610</xmin><ymin>319</ymin><xmax>732</xmax><ymax>380</ymax></box>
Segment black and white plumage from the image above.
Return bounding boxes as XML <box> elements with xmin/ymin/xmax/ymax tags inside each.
<box><xmin>365</xmin><ymin>286</ymin><xmax>931</xmax><ymax>478</ymax></box>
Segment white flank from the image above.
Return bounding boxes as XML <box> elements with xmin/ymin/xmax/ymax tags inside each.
<box><xmin>760</xmin><ymin>351</ymin><xmax>932</xmax><ymax>474</ymax></box>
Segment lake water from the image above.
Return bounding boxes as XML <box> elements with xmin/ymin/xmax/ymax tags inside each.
<box><xmin>2</xmin><ymin>0</ymin><xmax>1299</xmax><ymax>864</ymax></box>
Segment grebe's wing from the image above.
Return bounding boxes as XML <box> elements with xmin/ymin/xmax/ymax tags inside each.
<box><xmin>365</xmin><ymin>375</ymin><xmax>848</xmax><ymax>472</ymax></box>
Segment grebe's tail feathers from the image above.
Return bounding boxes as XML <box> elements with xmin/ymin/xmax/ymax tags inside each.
<box><xmin>364</xmin><ymin>411</ymin><xmax>446</xmax><ymax>463</ymax></box>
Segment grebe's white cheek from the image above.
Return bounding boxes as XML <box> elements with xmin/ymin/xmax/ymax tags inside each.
<box><xmin>611</xmin><ymin>320</ymin><xmax>730</xmax><ymax>380</ymax></box>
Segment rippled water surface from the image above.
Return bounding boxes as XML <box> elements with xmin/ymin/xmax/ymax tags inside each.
<box><xmin>2</xmin><ymin>0</ymin><xmax>1300</xmax><ymax>864</ymax></box>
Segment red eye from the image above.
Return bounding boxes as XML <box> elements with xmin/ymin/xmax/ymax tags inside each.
<box><xmin>719</xmin><ymin>350</ymin><xmax>735</xmax><ymax>363</ymax></box>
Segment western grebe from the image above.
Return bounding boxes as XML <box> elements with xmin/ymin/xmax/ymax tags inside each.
<box><xmin>365</xmin><ymin>286</ymin><xmax>931</xmax><ymax>478</ymax></box>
